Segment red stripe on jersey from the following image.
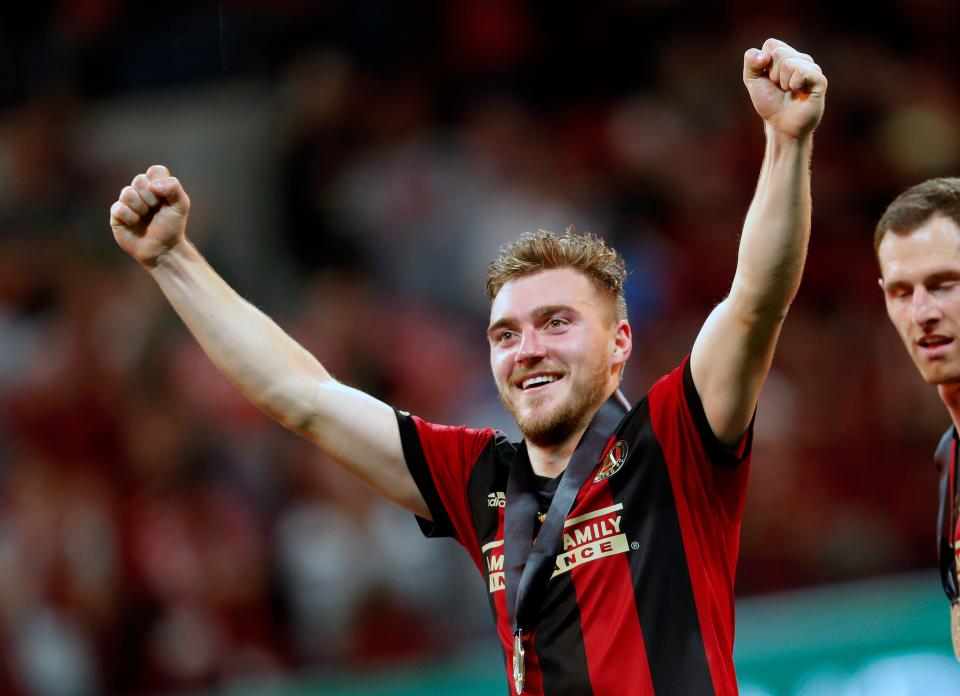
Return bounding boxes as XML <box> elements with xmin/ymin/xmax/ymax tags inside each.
<box><xmin>490</xmin><ymin>505</ymin><xmax>519</xmax><ymax>687</ymax></box>
<box><xmin>518</xmin><ymin>628</ymin><xmax>545</xmax><ymax>696</ymax></box>
<box><xmin>569</xmin><ymin>481</ymin><xmax>655</xmax><ymax>695</ymax></box>
<box><xmin>411</xmin><ymin>417</ymin><xmax>495</xmax><ymax>568</ymax></box>
<box><xmin>647</xmin><ymin>362</ymin><xmax>748</xmax><ymax>695</ymax></box>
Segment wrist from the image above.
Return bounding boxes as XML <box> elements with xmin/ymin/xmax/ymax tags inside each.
<box><xmin>764</xmin><ymin>122</ymin><xmax>814</xmax><ymax>149</ymax></box>
<box><xmin>148</xmin><ymin>239</ymin><xmax>197</xmax><ymax>275</ymax></box>
<box><xmin>764</xmin><ymin>125</ymin><xmax>814</xmax><ymax>163</ymax></box>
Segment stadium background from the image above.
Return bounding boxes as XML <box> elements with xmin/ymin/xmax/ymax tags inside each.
<box><xmin>2</xmin><ymin>1</ymin><xmax>960</xmax><ymax>694</ymax></box>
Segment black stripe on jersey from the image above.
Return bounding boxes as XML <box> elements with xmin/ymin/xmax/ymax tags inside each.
<box><xmin>534</xmin><ymin>573</ymin><xmax>593</xmax><ymax>696</ymax></box>
<box><xmin>467</xmin><ymin>435</ymin><xmax>516</xmax><ymax>625</ymax></box>
<box><xmin>467</xmin><ymin>435</ymin><xmax>516</xmax><ymax>546</ymax></box>
<box><xmin>610</xmin><ymin>397</ymin><xmax>715</xmax><ymax>696</ymax></box>
<box><xmin>682</xmin><ymin>360</ymin><xmax>751</xmax><ymax>468</ymax></box>
<box><xmin>395</xmin><ymin>410</ymin><xmax>455</xmax><ymax>538</ymax></box>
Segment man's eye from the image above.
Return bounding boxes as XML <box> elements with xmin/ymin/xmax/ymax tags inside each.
<box><xmin>499</xmin><ymin>331</ymin><xmax>515</xmax><ymax>342</ymax></box>
<box><xmin>549</xmin><ymin>318</ymin><xmax>566</xmax><ymax>328</ymax></box>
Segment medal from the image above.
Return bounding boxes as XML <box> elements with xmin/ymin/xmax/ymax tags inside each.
<box><xmin>952</xmin><ymin>603</ymin><xmax>960</xmax><ymax>662</ymax></box>
<box><xmin>513</xmin><ymin>630</ymin><xmax>525</xmax><ymax>694</ymax></box>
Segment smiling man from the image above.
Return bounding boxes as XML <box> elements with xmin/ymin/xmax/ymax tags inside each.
<box><xmin>110</xmin><ymin>38</ymin><xmax>825</xmax><ymax>696</ymax></box>
<box><xmin>875</xmin><ymin>178</ymin><xmax>960</xmax><ymax>659</ymax></box>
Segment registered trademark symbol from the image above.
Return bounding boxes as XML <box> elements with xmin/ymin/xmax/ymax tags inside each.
<box><xmin>630</xmin><ymin>541</ymin><xmax>640</xmax><ymax>550</ymax></box>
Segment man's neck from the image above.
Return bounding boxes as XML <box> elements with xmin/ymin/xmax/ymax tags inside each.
<box><xmin>525</xmin><ymin>387</ymin><xmax>622</xmax><ymax>478</ymax></box>
<box><xmin>527</xmin><ymin>429</ymin><xmax>586</xmax><ymax>479</ymax></box>
<box><xmin>940</xmin><ymin>383</ymin><xmax>960</xmax><ymax>433</ymax></box>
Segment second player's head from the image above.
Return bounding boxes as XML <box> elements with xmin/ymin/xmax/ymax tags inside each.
<box><xmin>485</xmin><ymin>229</ymin><xmax>632</xmax><ymax>447</ymax></box>
<box><xmin>877</xmin><ymin>178</ymin><xmax>960</xmax><ymax>386</ymax></box>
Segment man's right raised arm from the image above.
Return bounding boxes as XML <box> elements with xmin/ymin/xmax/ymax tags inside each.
<box><xmin>110</xmin><ymin>165</ymin><xmax>430</xmax><ymax>518</ymax></box>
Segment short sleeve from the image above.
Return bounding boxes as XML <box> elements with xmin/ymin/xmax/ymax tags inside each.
<box><xmin>680</xmin><ymin>359</ymin><xmax>753</xmax><ymax>468</ymax></box>
<box><xmin>647</xmin><ymin>357</ymin><xmax>752</xmax><ymax>524</ymax></box>
<box><xmin>395</xmin><ymin>410</ymin><xmax>495</xmax><ymax>544</ymax></box>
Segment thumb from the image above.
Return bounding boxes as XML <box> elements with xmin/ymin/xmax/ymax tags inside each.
<box><xmin>149</xmin><ymin>177</ymin><xmax>190</xmax><ymax>215</ymax></box>
<box><xmin>742</xmin><ymin>48</ymin><xmax>770</xmax><ymax>84</ymax></box>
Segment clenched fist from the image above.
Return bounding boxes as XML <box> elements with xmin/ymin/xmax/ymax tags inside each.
<box><xmin>110</xmin><ymin>165</ymin><xmax>190</xmax><ymax>268</ymax></box>
<box><xmin>744</xmin><ymin>38</ymin><xmax>827</xmax><ymax>140</ymax></box>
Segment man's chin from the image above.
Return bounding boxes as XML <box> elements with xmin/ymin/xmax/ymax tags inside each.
<box><xmin>518</xmin><ymin>418</ymin><xmax>577</xmax><ymax>448</ymax></box>
<box><xmin>515</xmin><ymin>402</ymin><xmax>592</xmax><ymax>448</ymax></box>
<box><xmin>916</xmin><ymin>357</ymin><xmax>960</xmax><ymax>385</ymax></box>
<box><xmin>925</xmin><ymin>368</ymin><xmax>960</xmax><ymax>386</ymax></box>
<box><xmin>500</xmin><ymin>374</ymin><xmax>609</xmax><ymax>447</ymax></box>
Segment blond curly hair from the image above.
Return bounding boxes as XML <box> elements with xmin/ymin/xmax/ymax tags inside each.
<box><xmin>485</xmin><ymin>227</ymin><xmax>628</xmax><ymax>323</ymax></box>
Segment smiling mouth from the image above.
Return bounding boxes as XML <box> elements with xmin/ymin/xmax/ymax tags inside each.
<box><xmin>518</xmin><ymin>374</ymin><xmax>562</xmax><ymax>390</ymax></box>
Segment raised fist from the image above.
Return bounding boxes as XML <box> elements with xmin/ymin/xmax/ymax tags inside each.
<box><xmin>743</xmin><ymin>38</ymin><xmax>827</xmax><ymax>140</ymax></box>
<box><xmin>110</xmin><ymin>164</ymin><xmax>191</xmax><ymax>268</ymax></box>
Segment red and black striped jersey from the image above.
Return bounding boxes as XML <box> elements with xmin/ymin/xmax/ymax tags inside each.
<box><xmin>396</xmin><ymin>358</ymin><xmax>751</xmax><ymax>695</ymax></box>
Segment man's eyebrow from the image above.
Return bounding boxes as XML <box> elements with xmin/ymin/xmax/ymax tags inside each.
<box><xmin>881</xmin><ymin>277</ymin><xmax>908</xmax><ymax>291</ymax></box>
<box><xmin>926</xmin><ymin>270</ymin><xmax>960</xmax><ymax>284</ymax></box>
<box><xmin>531</xmin><ymin>304</ymin><xmax>578</xmax><ymax>320</ymax></box>
<box><xmin>487</xmin><ymin>316</ymin><xmax>516</xmax><ymax>336</ymax></box>
<box><xmin>884</xmin><ymin>270</ymin><xmax>960</xmax><ymax>291</ymax></box>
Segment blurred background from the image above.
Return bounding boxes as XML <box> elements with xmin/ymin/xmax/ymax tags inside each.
<box><xmin>1</xmin><ymin>1</ymin><xmax>960</xmax><ymax>694</ymax></box>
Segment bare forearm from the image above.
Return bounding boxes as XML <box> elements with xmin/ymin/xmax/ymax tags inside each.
<box><xmin>731</xmin><ymin>126</ymin><xmax>812</xmax><ymax>321</ymax></box>
<box><xmin>150</xmin><ymin>241</ymin><xmax>329</xmax><ymax>427</ymax></box>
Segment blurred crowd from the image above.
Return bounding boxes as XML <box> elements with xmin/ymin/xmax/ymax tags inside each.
<box><xmin>2</xmin><ymin>1</ymin><xmax>960</xmax><ymax>693</ymax></box>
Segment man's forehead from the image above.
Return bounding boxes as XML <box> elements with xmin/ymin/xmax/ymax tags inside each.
<box><xmin>879</xmin><ymin>216</ymin><xmax>960</xmax><ymax>280</ymax></box>
<box><xmin>489</xmin><ymin>268</ymin><xmax>598</xmax><ymax>318</ymax></box>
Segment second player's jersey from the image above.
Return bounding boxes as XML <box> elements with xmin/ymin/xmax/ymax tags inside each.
<box><xmin>397</xmin><ymin>358</ymin><xmax>751</xmax><ymax>695</ymax></box>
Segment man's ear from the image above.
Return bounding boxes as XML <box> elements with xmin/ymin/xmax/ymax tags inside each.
<box><xmin>612</xmin><ymin>320</ymin><xmax>632</xmax><ymax>367</ymax></box>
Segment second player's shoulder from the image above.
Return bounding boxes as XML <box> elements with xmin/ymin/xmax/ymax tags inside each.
<box><xmin>935</xmin><ymin>426</ymin><xmax>956</xmax><ymax>472</ymax></box>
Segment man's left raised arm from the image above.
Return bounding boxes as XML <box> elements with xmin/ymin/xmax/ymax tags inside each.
<box><xmin>690</xmin><ymin>38</ymin><xmax>827</xmax><ymax>445</ymax></box>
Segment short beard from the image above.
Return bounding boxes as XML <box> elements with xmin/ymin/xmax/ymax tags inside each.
<box><xmin>499</xmin><ymin>363</ymin><xmax>610</xmax><ymax>448</ymax></box>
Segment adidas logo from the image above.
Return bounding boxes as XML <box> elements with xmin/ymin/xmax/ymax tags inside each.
<box><xmin>487</xmin><ymin>491</ymin><xmax>506</xmax><ymax>508</ymax></box>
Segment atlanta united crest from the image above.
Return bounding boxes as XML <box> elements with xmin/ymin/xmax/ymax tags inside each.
<box><xmin>594</xmin><ymin>439</ymin><xmax>629</xmax><ymax>482</ymax></box>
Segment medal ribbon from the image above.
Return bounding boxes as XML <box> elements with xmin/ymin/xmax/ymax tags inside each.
<box><xmin>936</xmin><ymin>428</ymin><xmax>960</xmax><ymax>662</ymax></box>
<box><xmin>937</xmin><ymin>428</ymin><xmax>959</xmax><ymax>603</ymax></box>
<box><xmin>503</xmin><ymin>390</ymin><xmax>631</xmax><ymax>639</ymax></box>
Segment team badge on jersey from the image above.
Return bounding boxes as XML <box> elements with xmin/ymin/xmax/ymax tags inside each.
<box><xmin>594</xmin><ymin>439</ymin><xmax>628</xmax><ymax>482</ymax></box>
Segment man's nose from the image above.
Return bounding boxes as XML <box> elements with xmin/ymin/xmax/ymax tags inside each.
<box><xmin>912</xmin><ymin>286</ymin><xmax>943</xmax><ymax>328</ymax></box>
<box><xmin>516</xmin><ymin>329</ymin><xmax>546</xmax><ymax>362</ymax></box>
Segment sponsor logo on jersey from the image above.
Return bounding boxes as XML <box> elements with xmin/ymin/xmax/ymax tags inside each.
<box><xmin>488</xmin><ymin>491</ymin><xmax>506</xmax><ymax>508</ymax></box>
<box><xmin>593</xmin><ymin>439</ymin><xmax>629</xmax><ymax>482</ymax></box>
<box><xmin>552</xmin><ymin>503</ymin><xmax>629</xmax><ymax>577</ymax></box>
<box><xmin>480</xmin><ymin>504</ymin><xmax>631</xmax><ymax>592</ymax></box>
<box><xmin>482</xmin><ymin>539</ymin><xmax>505</xmax><ymax>593</ymax></box>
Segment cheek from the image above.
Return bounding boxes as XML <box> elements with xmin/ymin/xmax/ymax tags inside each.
<box><xmin>491</xmin><ymin>352</ymin><xmax>511</xmax><ymax>381</ymax></box>
<box><xmin>885</xmin><ymin>306</ymin><xmax>910</xmax><ymax>335</ymax></box>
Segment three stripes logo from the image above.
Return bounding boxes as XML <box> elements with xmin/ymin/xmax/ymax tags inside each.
<box><xmin>488</xmin><ymin>491</ymin><xmax>506</xmax><ymax>508</ymax></box>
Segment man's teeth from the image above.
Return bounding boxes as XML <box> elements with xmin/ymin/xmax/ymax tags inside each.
<box><xmin>522</xmin><ymin>375</ymin><xmax>559</xmax><ymax>389</ymax></box>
